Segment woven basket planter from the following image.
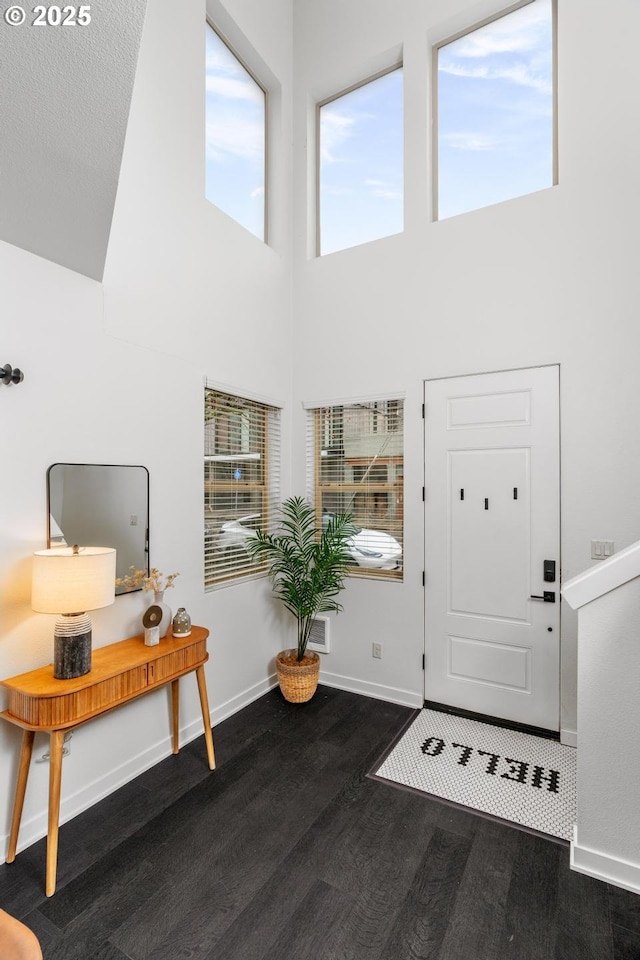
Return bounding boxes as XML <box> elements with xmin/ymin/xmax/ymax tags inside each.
<box><xmin>276</xmin><ymin>650</ymin><xmax>320</xmax><ymax>703</ymax></box>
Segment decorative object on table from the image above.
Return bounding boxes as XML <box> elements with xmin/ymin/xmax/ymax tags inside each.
<box><xmin>245</xmin><ymin>496</ymin><xmax>355</xmax><ymax>703</ymax></box>
<box><xmin>116</xmin><ymin>566</ymin><xmax>179</xmax><ymax>639</ymax></box>
<box><xmin>149</xmin><ymin>591</ymin><xmax>172</xmax><ymax>638</ymax></box>
<box><xmin>31</xmin><ymin>545</ymin><xmax>116</xmax><ymax>679</ymax></box>
<box><xmin>172</xmin><ymin>607</ymin><xmax>191</xmax><ymax>638</ymax></box>
<box><xmin>142</xmin><ymin>605</ymin><xmax>162</xmax><ymax>646</ymax></box>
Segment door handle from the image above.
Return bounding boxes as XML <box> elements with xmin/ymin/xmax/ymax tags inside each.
<box><xmin>530</xmin><ymin>592</ymin><xmax>555</xmax><ymax>603</ymax></box>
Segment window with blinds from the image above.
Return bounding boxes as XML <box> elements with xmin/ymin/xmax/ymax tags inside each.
<box><xmin>204</xmin><ymin>388</ymin><xmax>280</xmax><ymax>587</ymax></box>
<box><xmin>307</xmin><ymin>400</ymin><xmax>404</xmax><ymax>579</ymax></box>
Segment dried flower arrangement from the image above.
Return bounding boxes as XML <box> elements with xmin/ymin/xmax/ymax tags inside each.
<box><xmin>115</xmin><ymin>566</ymin><xmax>180</xmax><ymax>594</ymax></box>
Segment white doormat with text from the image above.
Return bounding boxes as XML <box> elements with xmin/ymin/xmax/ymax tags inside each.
<box><xmin>373</xmin><ymin>709</ymin><xmax>576</xmax><ymax>841</ymax></box>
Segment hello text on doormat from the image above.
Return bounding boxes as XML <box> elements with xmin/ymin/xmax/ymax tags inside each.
<box><xmin>420</xmin><ymin>735</ymin><xmax>561</xmax><ymax>793</ymax></box>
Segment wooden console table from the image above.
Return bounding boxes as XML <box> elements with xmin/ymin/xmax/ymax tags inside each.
<box><xmin>1</xmin><ymin>626</ymin><xmax>215</xmax><ymax>896</ymax></box>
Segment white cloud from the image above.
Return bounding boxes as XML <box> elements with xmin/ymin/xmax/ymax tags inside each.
<box><xmin>448</xmin><ymin>2</ymin><xmax>550</xmax><ymax>59</ymax></box>
<box><xmin>372</xmin><ymin>188</ymin><xmax>402</xmax><ymax>201</ymax></box>
<box><xmin>250</xmin><ymin>186</ymin><xmax>264</xmax><ymax>199</ymax></box>
<box><xmin>363</xmin><ymin>178</ymin><xmax>402</xmax><ymax>201</ymax></box>
<box><xmin>206</xmin><ymin>75</ymin><xmax>264</xmax><ymax>104</ymax></box>
<box><xmin>441</xmin><ymin>132</ymin><xmax>497</xmax><ymax>152</ymax></box>
<box><xmin>206</xmin><ymin>118</ymin><xmax>264</xmax><ymax>164</ymax></box>
<box><xmin>320</xmin><ymin>109</ymin><xmax>356</xmax><ymax>163</ymax></box>
<box><xmin>439</xmin><ymin>63</ymin><xmax>489</xmax><ymax>80</ymax></box>
<box><xmin>439</xmin><ymin>60</ymin><xmax>551</xmax><ymax>96</ymax></box>
<box><xmin>498</xmin><ymin>63</ymin><xmax>552</xmax><ymax>96</ymax></box>
<box><xmin>438</xmin><ymin>0</ymin><xmax>552</xmax><ymax>93</ymax></box>
<box><xmin>321</xmin><ymin>184</ymin><xmax>354</xmax><ymax>197</ymax></box>
<box><xmin>454</xmin><ymin>31</ymin><xmax>531</xmax><ymax>59</ymax></box>
<box><xmin>206</xmin><ymin>46</ymin><xmax>242</xmax><ymax>76</ymax></box>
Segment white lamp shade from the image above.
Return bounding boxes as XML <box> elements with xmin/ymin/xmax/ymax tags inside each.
<box><xmin>32</xmin><ymin>547</ymin><xmax>116</xmax><ymax>614</ymax></box>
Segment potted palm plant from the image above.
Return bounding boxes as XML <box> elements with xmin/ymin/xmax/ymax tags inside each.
<box><xmin>246</xmin><ymin>496</ymin><xmax>355</xmax><ymax>703</ymax></box>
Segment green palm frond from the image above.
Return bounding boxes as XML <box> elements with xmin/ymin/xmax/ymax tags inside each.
<box><xmin>246</xmin><ymin>496</ymin><xmax>355</xmax><ymax>661</ymax></box>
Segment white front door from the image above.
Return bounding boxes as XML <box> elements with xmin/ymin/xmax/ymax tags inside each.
<box><xmin>424</xmin><ymin>366</ymin><xmax>560</xmax><ymax>731</ymax></box>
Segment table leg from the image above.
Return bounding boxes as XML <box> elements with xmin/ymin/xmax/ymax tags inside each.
<box><xmin>6</xmin><ymin>729</ymin><xmax>35</xmax><ymax>863</ymax></box>
<box><xmin>195</xmin><ymin>665</ymin><xmax>216</xmax><ymax>770</ymax></box>
<box><xmin>171</xmin><ymin>679</ymin><xmax>180</xmax><ymax>754</ymax></box>
<box><xmin>45</xmin><ymin>730</ymin><xmax>64</xmax><ymax>897</ymax></box>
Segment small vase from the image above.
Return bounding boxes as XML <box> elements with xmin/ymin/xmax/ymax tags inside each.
<box><xmin>172</xmin><ymin>607</ymin><xmax>191</xmax><ymax>638</ymax></box>
<box><xmin>152</xmin><ymin>591</ymin><xmax>172</xmax><ymax>639</ymax></box>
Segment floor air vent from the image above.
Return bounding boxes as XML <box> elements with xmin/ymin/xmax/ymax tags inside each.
<box><xmin>308</xmin><ymin>616</ymin><xmax>330</xmax><ymax>653</ymax></box>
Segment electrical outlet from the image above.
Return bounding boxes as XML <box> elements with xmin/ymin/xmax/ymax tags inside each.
<box><xmin>372</xmin><ymin>642</ymin><xmax>382</xmax><ymax>659</ymax></box>
<box><xmin>36</xmin><ymin>732</ymin><xmax>72</xmax><ymax>763</ymax></box>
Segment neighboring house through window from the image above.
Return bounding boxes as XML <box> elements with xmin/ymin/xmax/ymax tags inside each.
<box><xmin>204</xmin><ymin>387</ymin><xmax>280</xmax><ymax>587</ymax></box>
<box><xmin>307</xmin><ymin>399</ymin><xmax>404</xmax><ymax>578</ymax></box>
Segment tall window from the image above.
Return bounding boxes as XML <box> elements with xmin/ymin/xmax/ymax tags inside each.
<box><xmin>318</xmin><ymin>67</ymin><xmax>403</xmax><ymax>256</ymax></box>
<box><xmin>436</xmin><ymin>0</ymin><xmax>555</xmax><ymax>220</ymax></box>
<box><xmin>205</xmin><ymin>22</ymin><xmax>266</xmax><ymax>241</ymax></box>
<box><xmin>308</xmin><ymin>400</ymin><xmax>404</xmax><ymax>578</ymax></box>
<box><xmin>204</xmin><ymin>388</ymin><xmax>280</xmax><ymax>587</ymax></box>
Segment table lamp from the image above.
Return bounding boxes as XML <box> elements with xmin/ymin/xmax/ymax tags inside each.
<box><xmin>32</xmin><ymin>546</ymin><xmax>116</xmax><ymax>679</ymax></box>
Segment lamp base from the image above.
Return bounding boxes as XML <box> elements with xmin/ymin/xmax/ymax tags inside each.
<box><xmin>54</xmin><ymin>613</ymin><xmax>92</xmax><ymax>679</ymax></box>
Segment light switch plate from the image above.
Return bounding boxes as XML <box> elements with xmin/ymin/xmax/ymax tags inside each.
<box><xmin>591</xmin><ymin>540</ymin><xmax>614</xmax><ymax>560</ymax></box>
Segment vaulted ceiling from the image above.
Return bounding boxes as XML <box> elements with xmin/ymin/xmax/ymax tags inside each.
<box><xmin>0</xmin><ymin>2</ymin><xmax>148</xmax><ymax>280</ymax></box>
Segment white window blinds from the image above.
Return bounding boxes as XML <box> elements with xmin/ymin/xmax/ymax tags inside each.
<box><xmin>307</xmin><ymin>400</ymin><xmax>404</xmax><ymax>578</ymax></box>
<box><xmin>204</xmin><ymin>387</ymin><xmax>281</xmax><ymax>587</ymax></box>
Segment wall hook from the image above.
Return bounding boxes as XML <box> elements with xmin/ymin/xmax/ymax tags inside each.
<box><xmin>1</xmin><ymin>363</ymin><xmax>24</xmax><ymax>386</ymax></box>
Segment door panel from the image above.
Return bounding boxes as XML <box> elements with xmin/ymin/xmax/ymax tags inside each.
<box><xmin>450</xmin><ymin>448</ymin><xmax>530</xmax><ymax>621</ymax></box>
<box><xmin>448</xmin><ymin>635</ymin><xmax>530</xmax><ymax>691</ymax></box>
<box><xmin>424</xmin><ymin>367</ymin><xmax>560</xmax><ymax>731</ymax></box>
<box><xmin>447</xmin><ymin>390</ymin><xmax>531</xmax><ymax>429</ymax></box>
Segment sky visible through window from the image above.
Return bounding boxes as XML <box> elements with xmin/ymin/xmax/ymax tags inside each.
<box><xmin>319</xmin><ymin>68</ymin><xmax>403</xmax><ymax>256</ymax></box>
<box><xmin>437</xmin><ymin>0</ymin><xmax>554</xmax><ymax>220</ymax></box>
<box><xmin>205</xmin><ymin>23</ymin><xmax>265</xmax><ymax>241</ymax></box>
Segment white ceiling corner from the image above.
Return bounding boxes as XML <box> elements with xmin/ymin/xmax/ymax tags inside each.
<box><xmin>0</xmin><ymin>0</ymin><xmax>148</xmax><ymax>280</ymax></box>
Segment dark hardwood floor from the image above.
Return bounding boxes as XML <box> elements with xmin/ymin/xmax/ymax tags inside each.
<box><xmin>1</xmin><ymin>685</ymin><xmax>639</xmax><ymax>959</ymax></box>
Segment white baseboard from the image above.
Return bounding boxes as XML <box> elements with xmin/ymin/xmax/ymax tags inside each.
<box><xmin>0</xmin><ymin>673</ymin><xmax>279</xmax><ymax>864</ymax></box>
<box><xmin>561</xmin><ymin>728</ymin><xmax>578</xmax><ymax>747</ymax></box>
<box><xmin>319</xmin><ymin>669</ymin><xmax>423</xmax><ymax>709</ymax></box>
<box><xmin>571</xmin><ymin>825</ymin><xmax>640</xmax><ymax>895</ymax></box>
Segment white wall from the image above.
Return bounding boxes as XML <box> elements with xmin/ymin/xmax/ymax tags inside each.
<box><xmin>571</xmin><ymin>577</ymin><xmax>640</xmax><ymax>893</ymax></box>
<box><xmin>291</xmin><ymin>0</ymin><xmax>640</xmax><ymax>734</ymax></box>
<box><xmin>0</xmin><ymin>0</ymin><xmax>293</xmax><ymax>857</ymax></box>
